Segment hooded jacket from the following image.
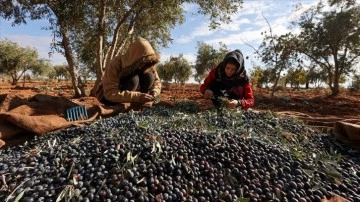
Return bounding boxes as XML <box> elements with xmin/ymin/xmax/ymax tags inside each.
<box><xmin>200</xmin><ymin>50</ymin><xmax>254</xmax><ymax>109</ymax></box>
<box><xmin>96</xmin><ymin>37</ymin><xmax>161</xmax><ymax>103</ymax></box>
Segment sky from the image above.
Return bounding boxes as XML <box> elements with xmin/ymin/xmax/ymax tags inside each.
<box><xmin>0</xmin><ymin>0</ymin><xmax>319</xmax><ymax>81</ymax></box>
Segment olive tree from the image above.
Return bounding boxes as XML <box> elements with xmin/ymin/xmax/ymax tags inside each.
<box><xmin>171</xmin><ymin>55</ymin><xmax>192</xmax><ymax>84</ymax></box>
<box><xmin>0</xmin><ymin>40</ymin><xmax>48</xmax><ymax>85</ymax></box>
<box><xmin>257</xmin><ymin>31</ymin><xmax>300</xmax><ymax>98</ymax></box>
<box><xmin>292</xmin><ymin>0</ymin><xmax>360</xmax><ymax>96</ymax></box>
<box><xmin>157</xmin><ymin>55</ymin><xmax>192</xmax><ymax>84</ymax></box>
<box><xmin>157</xmin><ymin>63</ymin><xmax>175</xmax><ymax>84</ymax></box>
<box><xmin>1</xmin><ymin>0</ymin><xmax>244</xmax><ymax>97</ymax></box>
<box><xmin>194</xmin><ymin>41</ymin><xmax>228</xmax><ymax>83</ymax></box>
<box><xmin>285</xmin><ymin>68</ymin><xmax>307</xmax><ymax>89</ymax></box>
<box><xmin>249</xmin><ymin>66</ymin><xmax>266</xmax><ymax>89</ymax></box>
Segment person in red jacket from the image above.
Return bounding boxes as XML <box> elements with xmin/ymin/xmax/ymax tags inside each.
<box><xmin>200</xmin><ymin>49</ymin><xmax>254</xmax><ymax>110</ymax></box>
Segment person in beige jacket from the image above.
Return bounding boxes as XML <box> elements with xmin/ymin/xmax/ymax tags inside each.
<box><xmin>96</xmin><ymin>37</ymin><xmax>161</xmax><ymax>106</ymax></box>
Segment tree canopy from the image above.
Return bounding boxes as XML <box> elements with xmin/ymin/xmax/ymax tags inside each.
<box><xmin>0</xmin><ymin>0</ymin><xmax>243</xmax><ymax>97</ymax></box>
<box><xmin>0</xmin><ymin>39</ymin><xmax>49</xmax><ymax>85</ymax></box>
<box><xmin>248</xmin><ymin>0</ymin><xmax>359</xmax><ymax>96</ymax></box>
<box><xmin>194</xmin><ymin>41</ymin><xmax>228</xmax><ymax>83</ymax></box>
<box><xmin>291</xmin><ymin>0</ymin><xmax>360</xmax><ymax>95</ymax></box>
<box><xmin>157</xmin><ymin>55</ymin><xmax>192</xmax><ymax>84</ymax></box>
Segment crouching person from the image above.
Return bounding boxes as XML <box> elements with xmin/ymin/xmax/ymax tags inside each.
<box><xmin>96</xmin><ymin>37</ymin><xmax>161</xmax><ymax>110</ymax></box>
<box><xmin>200</xmin><ymin>49</ymin><xmax>254</xmax><ymax>110</ymax></box>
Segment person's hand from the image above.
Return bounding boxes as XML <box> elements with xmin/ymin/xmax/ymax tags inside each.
<box><xmin>227</xmin><ymin>99</ymin><xmax>240</xmax><ymax>109</ymax></box>
<box><xmin>149</xmin><ymin>91</ymin><xmax>156</xmax><ymax>96</ymax></box>
<box><xmin>139</xmin><ymin>93</ymin><xmax>154</xmax><ymax>102</ymax></box>
<box><xmin>203</xmin><ymin>90</ymin><xmax>213</xmax><ymax>100</ymax></box>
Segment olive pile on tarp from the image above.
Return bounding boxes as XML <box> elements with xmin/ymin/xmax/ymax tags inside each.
<box><xmin>0</xmin><ymin>105</ymin><xmax>359</xmax><ymax>202</ymax></box>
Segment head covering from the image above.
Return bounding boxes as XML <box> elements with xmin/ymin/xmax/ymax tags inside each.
<box><xmin>222</xmin><ymin>49</ymin><xmax>245</xmax><ymax>77</ymax></box>
<box><xmin>120</xmin><ymin>37</ymin><xmax>160</xmax><ymax>76</ymax></box>
<box><xmin>215</xmin><ymin>49</ymin><xmax>249</xmax><ymax>87</ymax></box>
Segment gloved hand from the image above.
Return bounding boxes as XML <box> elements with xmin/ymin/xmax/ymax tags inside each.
<box><xmin>203</xmin><ymin>89</ymin><xmax>213</xmax><ymax>100</ymax></box>
<box><xmin>139</xmin><ymin>93</ymin><xmax>154</xmax><ymax>102</ymax></box>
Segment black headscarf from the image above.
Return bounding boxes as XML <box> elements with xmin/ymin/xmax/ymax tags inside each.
<box><xmin>215</xmin><ymin>49</ymin><xmax>249</xmax><ymax>88</ymax></box>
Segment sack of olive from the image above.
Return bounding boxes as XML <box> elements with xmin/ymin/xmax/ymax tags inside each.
<box><xmin>0</xmin><ymin>104</ymin><xmax>359</xmax><ymax>202</ymax></box>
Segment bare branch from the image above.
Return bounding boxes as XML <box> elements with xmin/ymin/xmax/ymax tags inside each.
<box><xmin>261</xmin><ymin>12</ymin><xmax>278</xmax><ymax>64</ymax></box>
<box><xmin>240</xmin><ymin>38</ymin><xmax>261</xmax><ymax>57</ymax></box>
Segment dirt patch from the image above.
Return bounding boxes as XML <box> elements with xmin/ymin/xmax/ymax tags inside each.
<box><xmin>1</xmin><ymin>80</ymin><xmax>359</xmax><ymax>121</ymax></box>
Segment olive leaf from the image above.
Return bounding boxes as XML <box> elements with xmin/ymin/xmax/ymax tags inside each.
<box><xmin>56</xmin><ymin>185</ymin><xmax>74</xmax><ymax>202</ymax></box>
<box><xmin>126</xmin><ymin>151</ymin><xmax>138</xmax><ymax>166</ymax></box>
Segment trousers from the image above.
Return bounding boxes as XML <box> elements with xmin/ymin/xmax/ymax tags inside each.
<box><xmin>101</xmin><ymin>71</ymin><xmax>155</xmax><ymax>106</ymax></box>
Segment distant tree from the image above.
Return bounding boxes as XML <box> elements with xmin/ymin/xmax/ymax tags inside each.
<box><xmin>349</xmin><ymin>74</ymin><xmax>360</xmax><ymax>91</ymax></box>
<box><xmin>53</xmin><ymin>65</ymin><xmax>70</xmax><ymax>82</ymax></box>
<box><xmin>47</xmin><ymin>67</ymin><xmax>56</xmax><ymax>80</ymax></box>
<box><xmin>306</xmin><ymin>66</ymin><xmax>327</xmax><ymax>88</ymax></box>
<box><xmin>157</xmin><ymin>63</ymin><xmax>175</xmax><ymax>84</ymax></box>
<box><xmin>292</xmin><ymin>0</ymin><xmax>360</xmax><ymax>96</ymax></box>
<box><xmin>0</xmin><ymin>40</ymin><xmax>47</xmax><ymax>85</ymax></box>
<box><xmin>171</xmin><ymin>55</ymin><xmax>192</xmax><ymax>84</ymax></box>
<box><xmin>157</xmin><ymin>55</ymin><xmax>192</xmax><ymax>84</ymax></box>
<box><xmin>194</xmin><ymin>73</ymin><xmax>207</xmax><ymax>84</ymax></box>
<box><xmin>194</xmin><ymin>42</ymin><xmax>229</xmax><ymax>82</ymax></box>
<box><xmin>30</xmin><ymin>58</ymin><xmax>51</xmax><ymax>78</ymax></box>
<box><xmin>245</xmin><ymin>14</ymin><xmax>300</xmax><ymax>98</ymax></box>
<box><xmin>249</xmin><ymin>66</ymin><xmax>265</xmax><ymax>88</ymax></box>
<box><xmin>258</xmin><ymin>32</ymin><xmax>299</xmax><ymax>98</ymax></box>
<box><xmin>260</xmin><ymin>68</ymin><xmax>277</xmax><ymax>88</ymax></box>
<box><xmin>286</xmin><ymin>67</ymin><xmax>307</xmax><ymax>89</ymax></box>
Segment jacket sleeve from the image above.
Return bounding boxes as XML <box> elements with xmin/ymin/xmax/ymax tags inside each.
<box><xmin>200</xmin><ymin>68</ymin><xmax>216</xmax><ymax>94</ymax></box>
<box><xmin>102</xmin><ymin>57</ymin><xmax>141</xmax><ymax>103</ymax></box>
<box><xmin>239</xmin><ymin>82</ymin><xmax>254</xmax><ymax>110</ymax></box>
<box><xmin>150</xmin><ymin>67</ymin><xmax>161</xmax><ymax>96</ymax></box>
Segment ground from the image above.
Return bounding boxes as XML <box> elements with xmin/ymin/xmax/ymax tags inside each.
<box><xmin>1</xmin><ymin>80</ymin><xmax>359</xmax><ymax>128</ymax></box>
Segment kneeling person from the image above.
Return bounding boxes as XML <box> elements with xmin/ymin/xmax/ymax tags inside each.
<box><xmin>96</xmin><ymin>37</ymin><xmax>161</xmax><ymax>108</ymax></box>
<box><xmin>200</xmin><ymin>49</ymin><xmax>254</xmax><ymax>109</ymax></box>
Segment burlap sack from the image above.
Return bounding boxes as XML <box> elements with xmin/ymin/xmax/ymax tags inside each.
<box><xmin>333</xmin><ymin>120</ymin><xmax>360</xmax><ymax>150</ymax></box>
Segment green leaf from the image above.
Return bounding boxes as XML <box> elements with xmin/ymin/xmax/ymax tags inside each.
<box><xmin>14</xmin><ymin>188</ymin><xmax>28</xmax><ymax>202</ymax></box>
<box><xmin>126</xmin><ymin>152</ymin><xmax>131</xmax><ymax>163</ymax></box>
<box><xmin>322</xmin><ymin>164</ymin><xmax>342</xmax><ymax>181</ymax></box>
<box><xmin>237</xmin><ymin>197</ymin><xmax>250</xmax><ymax>202</ymax></box>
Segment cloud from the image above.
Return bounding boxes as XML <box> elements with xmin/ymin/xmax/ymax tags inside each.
<box><xmin>238</xmin><ymin>1</ymin><xmax>277</xmax><ymax>16</ymax></box>
<box><xmin>173</xmin><ymin>0</ymin><xmax>283</xmax><ymax>46</ymax></box>
<box><xmin>288</xmin><ymin>4</ymin><xmax>311</xmax><ymax>21</ymax></box>
<box><xmin>174</xmin><ymin>1</ymin><xmax>272</xmax><ymax>45</ymax></box>
<box><xmin>176</xmin><ymin>35</ymin><xmax>193</xmax><ymax>44</ymax></box>
<box><xmin>188</xmin><ymin>22</ymin><xmax>216</xmax><ymax>37</ymax></box>
<box><xmin>180</xmin><ymin>54</ymin><xmax>197</xmax><ymax>65</ymax></box>
<box><xmin>192</xmin><ymin>0</ymin><xmax>320</xmax><ymax>49</ymax></box>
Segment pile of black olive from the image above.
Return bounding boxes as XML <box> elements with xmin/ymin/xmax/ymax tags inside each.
<box><xmin>0</xmin><ymin>105</ymin><xmax>359</xmax><ymax>202</ymax></box>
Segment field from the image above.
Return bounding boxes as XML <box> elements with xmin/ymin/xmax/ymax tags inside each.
<box><xmin>1</xmin><ymin>80</ymin><xmax>360</xmax><ymax>202</ymax></box>
<box><xmin>1</xmin><ymin>80</ymin><xmax>359</xmax><ymax>128</ymax></box>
